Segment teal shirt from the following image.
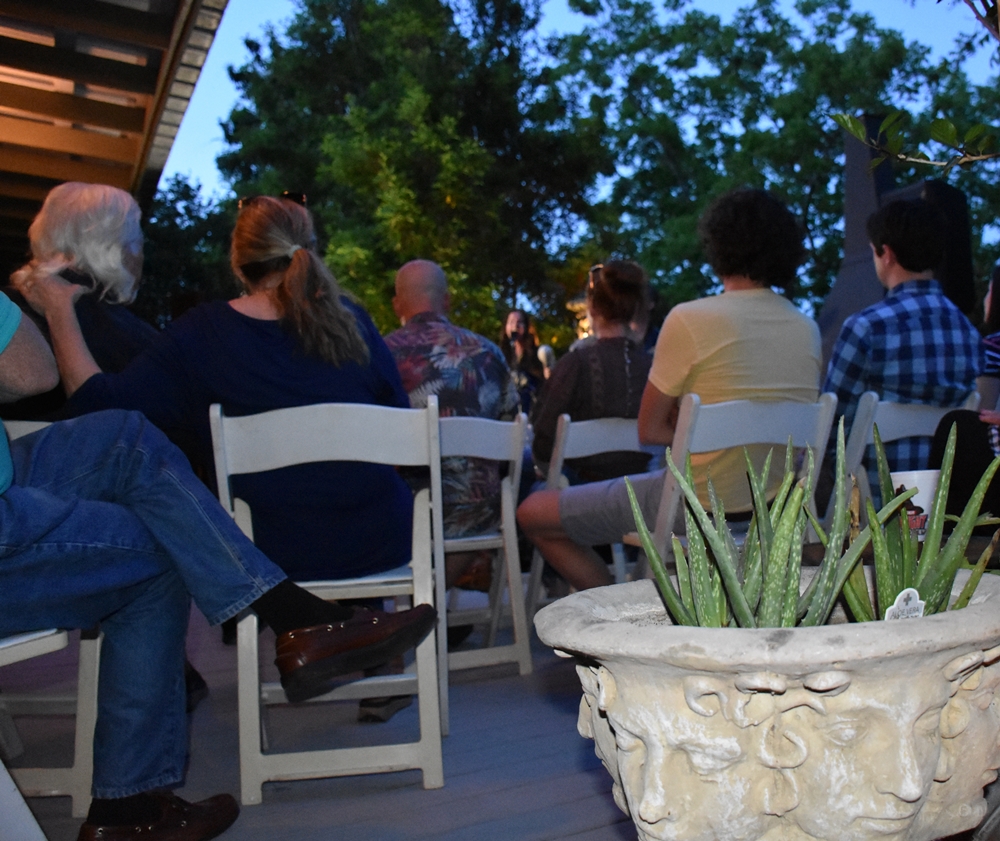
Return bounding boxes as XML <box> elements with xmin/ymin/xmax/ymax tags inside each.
<box><xmin>0</xmin><ymin>293</ymin><xmax>23</xmax><ymax>493</ymax></box>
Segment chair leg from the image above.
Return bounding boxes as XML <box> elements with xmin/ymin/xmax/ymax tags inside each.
<box><xmin>1</xmin><ymin>760</ymin><xmax>47</xmax><ymax>841</ymax></box>
<box><xmin>525</xmin><ymin>547</ymin><xmax>546</xmax><ymax>622</ymax></box>
<box><xmin>68</xmin><ymin>633</ymin><xmax>100</xmax><ymax>818</ymax></box>
<box><xmin>237</xmin><ymin>612</ymin><xmax>265</xmax><ymax>806</ymax></box>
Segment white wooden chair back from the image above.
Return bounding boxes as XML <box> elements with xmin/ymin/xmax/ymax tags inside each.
<box><xmin>838</xmin><ymin>390</ymin><xmax>981</xmax><ymax>518</ymax></box>
<box><xmin>527</xmin><ymin>415</ymin><xmax>663</xmax><ymax>619</ymax></box>
<box><xmin>646</xmin><ymin>393</ymin><xmax>838</xmax><ymax>562</ymax></box>
<box><xmin>438</xmin><ymin>414</ymin><xmax>532</xmax><ymax>674</ymax></box>
<box><xmin>209</xmin><ymin>398</ymin><xmax>445</xmax><ymax>803</ymax></box>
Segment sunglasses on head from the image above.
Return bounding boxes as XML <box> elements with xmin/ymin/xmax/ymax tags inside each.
<box><xmin>237</xmin><ymin>191</ymin><xmax>307</xmax><ymax>211</ymax></box>
<box><xmin>587</xmin><ymin>263</ymin><xmax>603</xmax><ymax>291</ymax></box>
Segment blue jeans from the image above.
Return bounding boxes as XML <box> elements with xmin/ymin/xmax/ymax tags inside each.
<box><xmin>0</xmin><ymin>410</ymin><xmax>286</xmax><ymax>798</ymax></box>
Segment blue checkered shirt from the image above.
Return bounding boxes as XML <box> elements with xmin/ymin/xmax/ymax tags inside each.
<box><xmin>824</xmin><ymin>279</ymin><xmax>984</xmax><ymax>494</ymax></box>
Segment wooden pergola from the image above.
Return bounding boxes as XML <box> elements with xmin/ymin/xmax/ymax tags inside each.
<box><xmin>0</xmin><ymin>0</ymin><xmax>229</xmax><ymax>278</ymax></box>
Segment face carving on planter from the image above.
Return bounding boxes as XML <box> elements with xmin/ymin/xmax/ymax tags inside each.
<box><xmin>781</xmin><ymin>672</ymin><xmax>950</xmax><ymax>841</ymax></box>
<box><xmin>914</xmin><ymin>649</ymin><xmax>1000</xmax><ymax>840</ymax></box>
<box><xmin>596</xmin><ymin>668</ymin><xmax>775</xmax><ymax>841</ymax></box>
<box><xmin>576</xmin><ymin>665</ymin><xmax>629</xmax><ymax>814</ymax></box>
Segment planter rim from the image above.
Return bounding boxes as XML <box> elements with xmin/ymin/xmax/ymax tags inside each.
<box><xmin>534</xmin><ymin>571</ymin><xmax>1000</xmax><ymax>672</ymax></box>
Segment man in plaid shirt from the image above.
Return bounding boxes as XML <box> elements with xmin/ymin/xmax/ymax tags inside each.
<box><xmin>824</xmin><ymin>198</ymin><xmax>984</xmax><ymax>497</ymax></box>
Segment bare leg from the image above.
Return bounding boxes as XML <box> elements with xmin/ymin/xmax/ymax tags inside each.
<box><xmin>517</xmin><ymin>489</ymin><xmax>613</xmax><ymax>591</ymax></box>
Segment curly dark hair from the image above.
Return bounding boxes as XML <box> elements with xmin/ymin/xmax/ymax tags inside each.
<box><xmin>866</xmin><ymin>198</ymin><xmax>947</xmax><ymax>274</ymax></box>
<box><xmin>587</xmin><ymin>260</ymin><xmax>648</xmax><ymax>324</ymax></box>
<box><xmin>697</xmin><ymin>189</ymin><xmax>805</xmax><ymax>289</ymax></box>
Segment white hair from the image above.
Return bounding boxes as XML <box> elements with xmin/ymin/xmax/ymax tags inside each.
<box><xmin>29</xmin><ymin>182</ymin><xmax>143</xmax><ymax>303</ymax></box>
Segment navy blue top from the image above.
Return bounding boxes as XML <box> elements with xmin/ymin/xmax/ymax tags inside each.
<box><xmin>67</xmin><ymin>298</ymin><xmax>413</xmax><ymax>581</ymax></box>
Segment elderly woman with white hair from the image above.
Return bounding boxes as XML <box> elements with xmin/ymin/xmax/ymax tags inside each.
<box><xmin>5</xmin><ymin>182</ymin><xmax>156</xmax><ymax>419</ymax></box>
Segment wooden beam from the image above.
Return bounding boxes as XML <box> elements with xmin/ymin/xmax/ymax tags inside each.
<box><xmin>0</xmin><ymin>0</ymin><xmax>174</xmax><ymax>51</ymax></box>
<box><xmin>0</xmin><ymin>176</ymin><xmax>53</xmax><ymax>203</ymax></box>
<box><xmin>0</xmin><ymin>115</ymin><xmax>138</xmax><ymax>164</ymax></box>
<box><xmin>0</xmin><ymin>36</ymin><xmax>159</xmax><ymax>95</ymax></box>
<box><xmin>0</xmin><ymin>82</ymin><xmax>145</xmax><ymax>133</ymax></box>
<box><xmin>0</xmin><ymin>144</ymin><xmax>131</xmax><ymax>189</ymax></box>
<box><xmin>0</xmin><ymin>199</ymin><xmax>37</xmax><ymax>222</ymax></box>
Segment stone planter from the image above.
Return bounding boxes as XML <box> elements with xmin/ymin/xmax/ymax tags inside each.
<box><xmin>534</xmin><ymin>572</ymin><xmax>1000</xmax><ymax>841</ymax></box>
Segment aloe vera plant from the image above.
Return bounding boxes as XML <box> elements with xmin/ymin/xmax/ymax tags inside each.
<box><xmin>628</xmin><ymin>417</ymin><xmax>1000</xmax><ymax>628</ymax></box>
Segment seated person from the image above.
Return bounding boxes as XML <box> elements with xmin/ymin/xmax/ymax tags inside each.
<box><xmin>384</xmin><ymin>259</ymin><xmax>517</xmax><ymax>587</ymax></box>
<box><xmin>4</xmin><ymin>182</ymin><xmax>157</xmax><ymax>420</ymax></box>
<box><xmin>14</xmin><ymin>194</ymin><xmax>411</xmax><ymax>583</ymax></box>
<box><xmin>824</xmin><ymin>198</ymin><xmax>983</xmax><ymax>499</ymax></box>
<box><xmin>0</xmin><ymin>294</ymin><xmax>435</xmax><ymax>840</ymax></box>
<box><xmin>530</xmin><ymin>260</ymin><xmax>653</xmax><ymax>484</ymax></box>
<box><xmin>517</xmin><ymin>188</ymin><xmax>821</xmax><ymax>591</ymax></box>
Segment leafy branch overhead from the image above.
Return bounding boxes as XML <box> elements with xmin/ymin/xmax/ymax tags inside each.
<box><xmin>833</xmin><ymin>111</ymin><xmax>1000</xmax><ymax>175</ymax></box>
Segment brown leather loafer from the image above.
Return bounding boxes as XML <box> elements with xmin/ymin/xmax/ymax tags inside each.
<box><xmin>275</xmin><ymin>603</ymin><xmax>437</xmax><ymax>703</ymax></box>
<box><xmin>76</xmin><ymin>792</ymin><xmax>238</xmax><ymax>841</ymax></box>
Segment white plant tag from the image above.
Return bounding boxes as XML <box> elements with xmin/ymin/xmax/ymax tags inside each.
<box><xmin>885</xmin><ymin>587</ymin><xmax>925</xmax><ymax>621</ymax></box>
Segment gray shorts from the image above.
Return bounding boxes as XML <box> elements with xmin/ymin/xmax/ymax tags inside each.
<box><xmin>559</xmin><ymin>469</ymin><xmax>666</xmax><ymax>547</ymax></box>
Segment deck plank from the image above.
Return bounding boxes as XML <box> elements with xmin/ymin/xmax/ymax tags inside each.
<box><xmin>3</xmin><ymin>609</ymin><xmax>635</xmax><ymax>841</ymax></box>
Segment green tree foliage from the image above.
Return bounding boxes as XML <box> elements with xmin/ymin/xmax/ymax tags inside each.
<box><xmin>137</xmin><ymin>175</ymin><xmax>236</xmax><ymax>328</ymax></box>
<box><xmin>218</xmin><ymin>0</ymin><xmax>608</xmax><ymax>341</ymax></box>
<box><xmin>148</xmin><ymin>0</ymin><xmax>997</xmax><ymax>336</ymax></box>
<box><xmin>548</xmin><ymin>0</ymin><xmax>997</xmax><ymax>311</ymax></box>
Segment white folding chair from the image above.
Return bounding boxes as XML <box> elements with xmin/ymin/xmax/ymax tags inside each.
<box><xmin>834</xmin><ymin>390</ymin><xmax>981</xmax><ymax>523</ymax></box>
<box><xmin>438</xmin><ymin>414</ymin><xmax>532</xmax><ymax>675</ymax></box>
<box><xmin>0</xmin><ymin>631</ymin><xmax>67</xmax><ymax>841</ymax></box>
<box><xmin>210</xmin><ymin>398</ymin><xmax>445</xmax><ymax>805</ymax></box>
<box><xmin>0</xmin><ymin>421</ymin><xmax>101</xmax><ymax>819</ymax></box>
<box><xmin>633</xmin><ymin>393</ymin><xmax>838</xmax><ymax>565</ymax></box>
<box><xmin>525</xmin><ymin>415</ymin><xmax>663</xmax><ymax>619</ymax></box>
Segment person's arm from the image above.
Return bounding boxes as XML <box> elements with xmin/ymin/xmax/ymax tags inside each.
<box><xmin>0</xmin><ymin>309</ymin><xmax>59</xmax><ymax>401</ymax></box>
<box><xmin>10</xmin><ymin>263</ymin><xmax>99</xmax><ymax>394</ymax></box>
<box><xmin>637</xmin><ymin>380</ymin><xmax>678</xmax><ymax>446</ymax></box>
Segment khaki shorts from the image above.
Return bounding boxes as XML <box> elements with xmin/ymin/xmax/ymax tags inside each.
<box><xmin>558</xmin><ymin>469</ymin><xmax>665</xmax><ymax>547</ymax></box>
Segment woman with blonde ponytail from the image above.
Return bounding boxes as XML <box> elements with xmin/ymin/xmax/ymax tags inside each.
<box><xmin>15</xmin><ymin>195</ymin><xmax>413</xmax><ymax>581</ymax></box>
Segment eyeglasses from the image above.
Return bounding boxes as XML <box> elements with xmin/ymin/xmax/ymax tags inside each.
<box><xmin>237</xmin><ymin>191</ymin><xmax>308</xmax><ymax>211</ymax></box>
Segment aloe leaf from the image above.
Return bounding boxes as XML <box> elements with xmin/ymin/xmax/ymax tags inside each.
<box><xmin>781</xmin><ymin>509</ymin><xmax>807</xmax><ymax>627</ymax></box>
<box><xmin>952</xmin><ymin>528</ymin><xmax>1000</xmax><ymax>610</ymax></box>
<box><xmin>873</xmin><ymin>426</ymin><xmax>904</xmax><ymax>594</ymax></box>
<box><xmin>800</xmin><ymin>419</ymin><xmax>850</xmax><ymax>623</ymax></box>
<box><xmin>843</xmin><ymin>561</ymin><xmax>876</xmax><ymax>622</ymax></box>
<box><xmin>867</xmin><ymin>497</ymin><xmax>896</xmax><ymax>618</ymax></box>
<box><xmin>805</xmin><ymin>504</ymin><xmax>828</xmax><ymax>547</ymax></box>
<box><xmin>706</xmin><ymin>475</ymin><xmax>742</xmax><ymax>583</ymax></box>
<box><xmin>745</xmin><ymin>449</ymin><xmax>775</xmax><ymax>576</ymax></box>
<box><xmin>742</xmin><ymin>512</ymin><xmax>764</xmax><ymax>613</ymax></box>
<box><xmin>916</xmin><ymin>423</ymin><xmax>958</xmax><ymax>585</ymax></box>
<box><xmin>919</xmin><ymin>456</ymin><xmax>1000</xmax><ymax>613</ymax></box>
<box><xmin>684</xmin><ymin>502</ymin><xmax>720</xmax><ymax>626</ymax></box>
<box><xmin>760</xmin><ymin>485</ymin><xmax>804</xmax><ymax>627</ymax></box>
<box><xmin>625</xmin><ymin>478</ymin><xmax>696</xmax><ymax>625</ymax></box>
<box><xmin>900</xmin><ymin>504</ymin><xmax>918</xmax><ymax>589</ymax></box>
<box><xmin>665</xmin><ymin>454</ymin><xmax>757</xmax><ymax>627</ymax></box>
<box><xmin>673</xmin><ymin>533</ymin><xmax>694</xmax><ymax>614</ymax></box>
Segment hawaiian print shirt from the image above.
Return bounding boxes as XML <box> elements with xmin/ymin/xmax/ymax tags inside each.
<box><xmin>386</xmin><ymin>313</ymin><xmax>518</xmax><ymax>538</ymax></box>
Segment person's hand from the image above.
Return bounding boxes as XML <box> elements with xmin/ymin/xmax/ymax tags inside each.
<box><xmin>10</xmin><ymin>257</ymin><xmax>86</xmax><ymax>317</ymax></box>
<box><xmin>980</xmin><ymin>409</ymin><xmax>1000</xmax><ymax>426</ymax></box>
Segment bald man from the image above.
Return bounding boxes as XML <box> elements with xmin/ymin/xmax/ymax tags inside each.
<box><xmin>385</xmin><ymin>260</ymin><xmax>517</xmax><ymax>588</ymax></box>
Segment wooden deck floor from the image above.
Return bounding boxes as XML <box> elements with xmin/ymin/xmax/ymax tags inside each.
<box><xmin>3</xmin><ymin>609</ymin><xmax>635</xmax><ymax>841</ymax></box>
